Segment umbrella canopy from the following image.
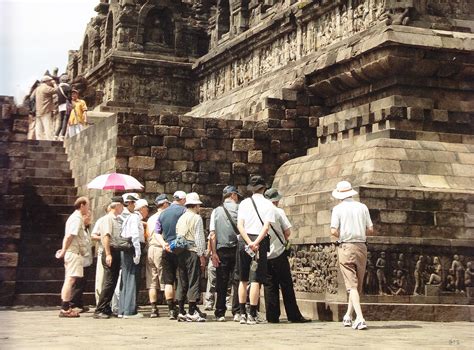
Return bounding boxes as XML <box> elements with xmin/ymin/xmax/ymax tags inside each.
<box><xmin>87</xmin><ymin>173</ymin><xmax>144</xmax><ymax>191</ymax></box>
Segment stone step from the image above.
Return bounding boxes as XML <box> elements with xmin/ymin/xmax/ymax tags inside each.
<box><xmin>15</xmin><ymin>280</ymin><xmax>94</xmax><ymax>294</ymax></box>
<box><xmin>22</xmin><ymin>194</ymin><xmax>77</xmax><ymax>206</ymax></box>
<box><xmin>27</xmin><ymin>140</ymin><xmax>64</xmax><ymax>148</ymax></box>
<box><xmin>24</xmin><ymin>168</ymin><xmax>72</xmax><ymax>178</ymax></box>
<box><xmin>19</xmin><ymin>255</ymin><xmax>64</xmax><ymax>268</ymax></box>
<box><xmin>26</xmin><ymin>152</ymin><xmax>68</xmax><ymax>162</ymax></box>
<box><xmin>13</xmin><ymin>292</ymin><xmax>95</xmax><ymax>307</ymax></box>
<box><xmin>17</xmin><ymin>267</ymin><xmax>95</xmax><ymax>281</ymax></box>
<box><xmin>25</xmin><ymin>177</ymin><xmax>74</xmax><ymax>187</ymax></box>
<box><xmin>30</xmin><ymin>186</ymin><xmax>77</xmax><ymax>197</ymax></box>
<box><xmin>25</xmin><ymin>159</ymin><xmax>70</xmax><ymax>171</ymax></box>
<box><xmin>27</xmin><ymin>145</ymin><xmax>66</xmax><ymax>154</ymax></box>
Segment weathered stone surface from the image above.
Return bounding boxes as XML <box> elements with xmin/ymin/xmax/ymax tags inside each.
<box><xmin>128</xmin><ymin>156</ymin><xmax>155</xmax><ymax>169</ymax></box>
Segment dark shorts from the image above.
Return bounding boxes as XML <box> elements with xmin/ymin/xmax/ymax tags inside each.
<box><xmin>238</xmin><ymin>235</ymin><xmax>269</xmax><ymax>284</ymax></box>
<box><xmin>161</xmin><ymin>250</ymin><xmax>179</xmax><ymax>285</ymax></box>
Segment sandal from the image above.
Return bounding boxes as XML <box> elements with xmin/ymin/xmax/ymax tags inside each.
<box><xmin>59</xmin><ymin>309</ymin><xmax>80</xmax><ymax>318</ymax></box>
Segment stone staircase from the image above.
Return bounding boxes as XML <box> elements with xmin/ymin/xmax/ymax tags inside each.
<box><xmin>14</xmin><ymin>140</ymin><xmax>95</xmax><ymax>306</ymax></box>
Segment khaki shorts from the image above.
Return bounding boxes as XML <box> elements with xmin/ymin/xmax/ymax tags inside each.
<box><xmin>64</xmin><ymin>251</ymin><xmax>84</xmax><ymax>278</ymax></box>
<box><xmin>146</xmin><ymin>245</ymin><xmax>163</xmax><ymax>290</ymax></box>
<box><xmin>338</xmin><ymin>243</ymin><xmax>367</xmax><ymax>293</ymax></box>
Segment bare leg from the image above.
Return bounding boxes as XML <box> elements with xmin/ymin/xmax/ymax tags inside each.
<box><xmin>61</xmin><ymin>276</ymin><xmax>76</xmax><ymax>308</ymax></box>
<box><xmin>349</xmin><ymin>289</ymin><xmax>364</xmax><ymax>321</ymax></box>
<box><xmin>345</xmin><ymin>292</ymin><xmax>354</xmax><ymax>319</ymax></box>
<box><xmin>249</xmin><ymin>282</ymin><xmax>260</xmax><ymax>305</ymax></box>
<box><xmin>239</xmin><ymin>281</ymin><xmax>248</xmax><ymax>303</ymax></box>
<box><xmin>164</xmin><ymin>284</ymin><xmax>175</xmax><ymax>301</ymax></box>
<box><xmin>149</xmin><ymin>288</ymin><xmax>157</xmax><ymax>304</ymax></box>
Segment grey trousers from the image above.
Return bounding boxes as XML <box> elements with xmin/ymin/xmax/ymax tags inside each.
<box><xmin>177</xmin><ymin>250</ymin><xmax>201</xmax><ymax>302</ymax></box>
<box><xmin>118</xmin><ymin>250</ymin><xmax>141</xmax><ymax>316</ymax></box>
<box><xmin>205</xmin><ymin>260</ymin><xmax>216</xmax><ymax>307</ymax></box>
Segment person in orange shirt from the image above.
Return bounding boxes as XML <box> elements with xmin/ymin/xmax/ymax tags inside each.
<box><xmin>68</xmin><ymin>89</ymin><xmax>88</xmax><ymax>137</ymax></box>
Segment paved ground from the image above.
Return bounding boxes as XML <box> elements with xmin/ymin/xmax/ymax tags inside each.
<box><xmin>0</xmin><ymin>307</ymin><xmax>472</xmax><ymax>350</ymax></box>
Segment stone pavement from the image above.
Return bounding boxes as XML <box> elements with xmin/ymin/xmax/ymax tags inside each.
<box><xmin>0</xmin><ymin>307</ymin><xmax>472</xmax><ymax>350</ymax></box>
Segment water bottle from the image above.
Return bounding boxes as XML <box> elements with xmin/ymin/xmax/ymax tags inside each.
<box><xmin>245</xmin><ymin>244</ymin><xmax>256</xmax><ymax>258</ymax></box>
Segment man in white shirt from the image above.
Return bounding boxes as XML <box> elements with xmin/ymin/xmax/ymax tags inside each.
<box><xmin>118</xmin><ymin>198</ymin><xmax>148</xmax><ymax>318</ymax></box>
<box><xmin>330</xmin><ymin>181</ymin><xmax>374</xmax><ymax>330</ymax></box>
<box><xmin>237</xmin><ymin>175</ymin><xmax>276</xmax><ymax>325</ymax></box>
<box><xmin>56</xmin><ymin>197</ymin><xmax>89</xmax><ymax>318</ymax></box>
<box><xmin>264</xmin><ymin>188</ymin><xmax>310</xmax><ymax>324</ymax></box>
<box><xmin>146</xmin><ymin>194</ymin><xmax>170</xmax><ymax>318</ymax></box>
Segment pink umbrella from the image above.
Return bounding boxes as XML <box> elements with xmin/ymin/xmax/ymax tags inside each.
<box><xmin>87</xmin><ymin>173</ymin><xmax>144</xmax><ymax>191</ymax></box>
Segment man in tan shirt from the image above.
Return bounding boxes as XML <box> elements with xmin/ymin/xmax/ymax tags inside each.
<box><xmin>35</xmin><ymin>76</ymin><xmax>57</xmax><ymax>140</ymax></box>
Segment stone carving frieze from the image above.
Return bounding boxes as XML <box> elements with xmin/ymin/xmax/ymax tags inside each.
<box><xmin>289</xmin><ymin>244</ymin><xmax>339</xmax><ymax>294</ymax></box>
<box><xmin>291</xmin><ymin>244</ymin><xmax>473</xmax><ymax>297</ymax></box>
<box><xmin>198</xmin><ymin>0</ymin><xmax>392</xmax><ymax>103</ymax></box>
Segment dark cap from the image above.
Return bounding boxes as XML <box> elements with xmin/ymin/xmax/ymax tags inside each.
<box><xmin>111</xmin><ymin>196</ymin><xmax>124</xmax><ymax>204</ymax></box>
<box><xmin>154</xmin><ymin>194</ymin><xmax>170</xmax><ymax>205</ymax></box>
<box><xmin>264</xmin><ymin>188</ymin><xmax>282</xmax><ymax>202</ymax></box>
<box><xmin>247</xmin><ymin>175</ymin><xmax>267</xmax><ymax>191</ymax></box>
<box><xmin>222</xmin><ymin>185</ymin><xmax>242</xmax><ymax>197</ymax></box>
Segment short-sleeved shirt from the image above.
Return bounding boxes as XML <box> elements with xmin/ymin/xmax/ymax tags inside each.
<box><xmin>65</xmin><ymin>210</ymin><xmax>87</xmax><ymax>255</ymax></box>
<box><xmin>100</xmin><ymin>212</ymin><xmax>122</xmax><ymax>246</ymax></box>
<box><xmin>330</xmin><ymin>198</ymin><xmax>373</xmax><ymax>243</ymax></box>
<box><xmin>69</xmin><ymin>99</ymin><xmax>87</xmax><ymax>125</ymax></box>
<box><xmin>268</xmin><ymin>207</ymin><xmax>292</xmax><ymax>260</ymax></box>
<box><xmin>237</xmin><ymin>193</ymin><xmax>276</xmax><ymax>236</ymax></box>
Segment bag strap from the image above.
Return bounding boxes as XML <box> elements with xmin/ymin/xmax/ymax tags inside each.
<box><xmin>58</xmin><ymin>84</ymin><xmax>68</xmax><ymax>99</ymax></box>
<box><xmin>221</xmin><ymin>205</ymin><xmax>239</xmax><ymax>235</ymax></box>
<box><xmin>250</xmin><ymin>197</ymin><xmax>286</xmax><ymax>246</ymax></box>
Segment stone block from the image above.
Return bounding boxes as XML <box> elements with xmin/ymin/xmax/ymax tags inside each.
<box><xmin>180</xmin><ymin>127</ymin><xmax>194</xmax><ymax>138</ymax></box>
<box><xmin>432</xmin><ymin>109</ymin><xmax>448</xmax><ymax>122</ymax></box>
<box><xmin>193</xmin><ymin>149</ymin><xmax>207</xmax><ymax>161</ymax></box>
<box><xmin>380</xmin><ymin>210</ymin><xmax>407</xmax><ymax>224</ymax></box>
<box><xmin>184</xmin><ymin>138</ymin><xmax>202</xmax><ymax>150</ymax></box>
<box><xmin>128</xmin><ymin>156</ymin><xmax>155</xmax><ymax>170</ymax></box>
<box><xmin>435</xmin><ymin>212</ymin><xmax>465</xmax><ymax>227</ymax></box>
<box><xmin>163</xmin><ymin>135</ymin><xmax>177</xmax><ymax>147</ymax></box>
<box><xmin>132</xmin><ymin>135</ymin><xmax>149</xmax><ymax>147</ymax></box>
<box><xmin>208</xmin><ymin>150</ymin><xmax>227</xmax><ymax>162</ymax></box>
<box><xmin>425</xmin><ymin>284</ymin><xmax>441</xmax><ymax>296</ymax></box>
<box><xmin>285</xmin><ymin>109</ymin><xmax>297</xmax><ymax>120</ymax></box>
<box><xmin>182</xmin><ymin>172</ymin><xmax>198</xmax><ymax>183</ymax></box>
<box><xmin>0</xmin><ymin>253</ymin><xmax>18</xmax><ymax>267</ymax></box>
<box><xmin>232</xmin><ymin>139</ymin><xmax>255</xmax><ymax>152</ymax></box>
<box><xmin>160</xmin><ymin>114</ymin><xmax>179</xmax><ymax>126</ymax></box>
<box><xmin>232</xmin><ymin>162</ymin><xmax>248</xmax><ymax>175</ymax></box>
<box><xmin>248</xmin><ymin>150</ymin><xmax>263</xmax><ymax>164</ymax></box>
<box><xmin>145</xmin><ymin>181</ymin><xmax>164</xmax><ymax>193</ymax></box>
<box><xmin>151</xmin><ymin>146</ymin><xmax>167</xmax><ymax>159</ymax></box>
<box><xmin>154</xmin><ymin>125</ymin><xmax>170</xmax><ymax>136</ymax></box>
<box><xmin>418</xmin><ymin>175</ymin><xmax>450</xmax><ymax>189</ymax></box>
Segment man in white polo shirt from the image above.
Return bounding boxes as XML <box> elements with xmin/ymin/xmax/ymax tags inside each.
<box><xmin>330</xmin><ymin>181</ymin><xmax>373</xmax><ymax>330</ymax></box>
<box><xmin>237</xmin><ymin>175</ymin><xmax>276</xmax><ymax>325</ymax></box>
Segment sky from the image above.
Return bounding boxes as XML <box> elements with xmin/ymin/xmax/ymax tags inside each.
<box><xmin>0</xmin><ymin>0</ymin><xmax>98</xmax><ymax>103</ymax></box>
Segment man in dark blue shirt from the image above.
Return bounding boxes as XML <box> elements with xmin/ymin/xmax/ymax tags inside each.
<box><xmin>156</xmin><ymin>191</ymin><xmax>186</xmax><ymax>320</ymax></box>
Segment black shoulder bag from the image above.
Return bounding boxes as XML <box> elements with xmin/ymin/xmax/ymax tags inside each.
<box><xmin>221</xmin><ymin>205</ymin><xmax>240</xmax><ymax>235</ymax></box>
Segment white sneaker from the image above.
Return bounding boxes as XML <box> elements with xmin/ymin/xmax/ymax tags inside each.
<box><xmin>177</xmin><ymin>313</ymin><xmax>188</xmax><ymax>322</ymax></box>
<box><xmin>123</xmin><ymin>313</ymin><xmax>144</xmax><ymax>319</ymax></box>
<box><xmin>239</xmin><ymin>314</ymin><xmax>247</xmax><ymax>324</ymax></box>
<box><xmin>117</xmin><ymin>314</ymin><xmax>123</xmax><ymax>318</ymax></box>
<box><xmin>233</xmin><ymin>314</ymin><xmax>240</xmax><ymax>322</ymax></box>
<box><xmin>215</xmin><ymin>316</ymin><xmax>226</xmax><ymax>322</ymax></box>
<box><xmin>247</xmin><ymin>314</ymin><xmax>257</xmax><ymax>325</ymax></box>
<box><xmin>352</xmin><ymin>319</ymin><xmax>368</xmax><ymax>330</ymax></box>
<box><xmin>186</xmin><ymin>311</ymin><xmax>206</xmax><ymax>322</ymax></box>
<box><xmin>343</xmin><ymin>315</ymin><xmax>352</xmax><ymax>327</ymax></box>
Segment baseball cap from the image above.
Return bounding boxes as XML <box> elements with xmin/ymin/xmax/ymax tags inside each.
<box><xmin>223</xmin><ymin>185</ymin><xmax>242</xmax><ymax>197</ymax></box>
<box><xmin>154</xmin><ymin>194</ymin><xmax>170</xmax><ymax>206</ymax></box>
<box><xmin>122</xmin><ymin>193</ymin><xmax>140</xmax><ymax>203</ymax></box>
<box><xmin>173</xmin><ymin>191</ymin><xmax>186</xmax><ymax>200</ymax></box>
<box><xmin>264</xmin><ymin>188</ymin><xmax>282</xmax><ymax>202</ymax></box>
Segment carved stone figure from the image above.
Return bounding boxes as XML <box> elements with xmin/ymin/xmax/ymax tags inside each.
<box><xmin>390</xmin><ymin>270</ymin><xmax>408</xmax><ymax>295</ymax></box>
<box><xmin>364</xmin><ymin>251</ymin><xmax>377</xmax><ymax>294</ymax></box>
<box><xmin>450</xmin><ymin>254</ymin><xmax>465</xmax><ymax>292</ymax></box>
<box><xmin>376</xmin><ymin>251</ymin><xmax>388</xmax><ymax>295</ymax></box>
<box><xmin>426</xmin><ymin>256</ymin><xmax>442</xmax><ymax>285</ymax></box>
<box><xmin>413</xmin><ymin>255</ymin><xmax>426</xmax><ymax>295</ymax></box>
<box><xmin>465</xmin><ymin>262</ymin><xmax>473</xmax><ymax>288</ymax></box>
<box><xmin>379</xmin><ymin>7</ymin><xmax>410</xmax><ymax>26</ymax></box>
<box><xmin>144</xmin><ymin>10</ymin><xmax>173</xmax><ymax>48</ymax></box>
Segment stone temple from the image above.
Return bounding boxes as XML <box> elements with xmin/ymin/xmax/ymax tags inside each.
<box><xmin>1</xmin><ymin>0</ymin><xmax>473</xmax><ymax>321</ymax></box>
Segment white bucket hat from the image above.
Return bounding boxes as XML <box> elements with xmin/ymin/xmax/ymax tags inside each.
<box><xmin>332</xmin><ymin>181</ymin><xmax>358</xmax><ymax>200</ymax></box>
<box><xmin>185</xmin><ymin>192</ymin><xmax>203</xmax><ymax>206</ymax></box>
<box><xmin>134</xmin><ymin>199</ymin><xmax>149</xmax><ymax>211</ymax></box>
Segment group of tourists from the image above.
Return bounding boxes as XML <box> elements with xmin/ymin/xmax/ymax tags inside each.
<box><xmin>57</xmin><ymin>176</ymin><xmax>373</xmax><ymax>330</ymax></box>
<box><xmin>24</xmin><ymin>73</ymin><xmax>88</xmax><ymax>141</ymax></box>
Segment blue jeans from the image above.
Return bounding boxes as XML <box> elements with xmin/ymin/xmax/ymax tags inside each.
<box><xmin>118</xmin><ymin>250</ymin><xmax>141</xmax><ymax>316</ymax></box>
